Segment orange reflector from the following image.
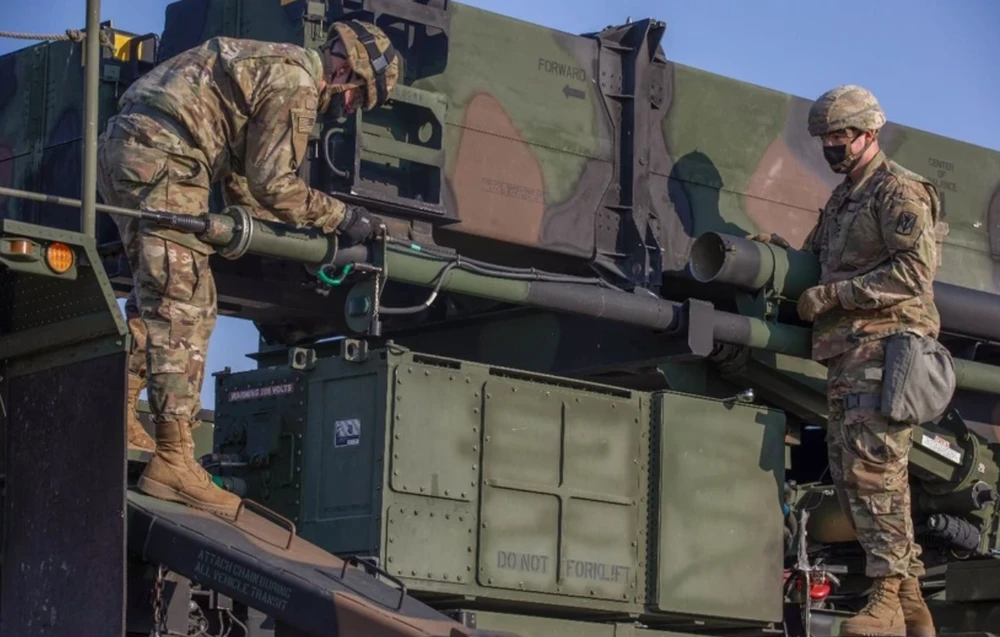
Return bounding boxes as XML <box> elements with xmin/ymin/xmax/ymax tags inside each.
<box><xmin>45</xmin><ymin>242</ymin><xmax>74</xmax><ymax>273</ymax></box>
<box><xmin>9</xmin><ymin>239</ymin><xmax>33</xmax><ymax>255</ymax></box>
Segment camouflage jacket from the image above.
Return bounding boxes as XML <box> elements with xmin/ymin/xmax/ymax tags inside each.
<box><xmin>114</xmin><ymin>37</ymin><xmax>346</xmax><ymax>235</ymax></box>
<box><xmin>803</xmin><ymin>150</ymin><xmax>944</xmax><ymax>361</ymax></box>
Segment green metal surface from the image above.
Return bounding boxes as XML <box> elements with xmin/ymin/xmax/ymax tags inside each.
<box><xmin>478</xmin><ymin>374</ymin><xmax>644</xmax><ymax>602</ymax></box>
<box><xmin>380</xmin><ymin>243</ymin><xmax>531</xmax><ymax>303</ymax></box>
<box><xmin>0</xmin><ymin>29</ymin><xmax>150</xmax><ymax>248</ymax></box>
<box><xmin>653</xmin><ymin>391</ymin><xmax>786</xmax><ymax>624</ymax></box>
<box><xmin>459</xmin><ymin>610</ymin><xmax>718</xmax><ymax>637</ymax></box>
<box><xmin>213</xmin><ymin>366</ymin><xmax>306</xmax><ymax>525</ymax></box>
<box><xmin>211</xmin><ymin>343</ymin><xmax>815</xmax><ymax>631</ymax></box>
<box><xmin>391</xmin><ymin>359</ymin><xmax>480</xmax><ymax>503</ymax></box>
<box><xmin>0</xmin><ymin>219</ymin><xmax>125</xmax><ymax>361</ymax></box>
<box><xmin>81</xmin><ymin>0</ymin><xmax>101</xmax><ymax>239</ymax></box>
<box><xmin>725</xmin><ymin>315</ymin><xmax>1000</xmax><ymax>395</ymax></box>
<box><xmin>215</xmin><ymin>345</ymin><xmax>663</xmax><ymax>620</ymax></box>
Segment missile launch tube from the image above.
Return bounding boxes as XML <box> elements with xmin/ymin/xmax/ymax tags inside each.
<box><xmin>2</xmin><ymin>186</ymin><xmax>1000</xmax><ymax>393</ymax></box>
<box><xmin>689</xmin><ymin>231</ymin><xmax>1000</xmax><ymax>344</ymax></box>
<box><xmin>688</xmin><ymin>231</ymin><xmax>820</xmax><ymax>299</ymax></box>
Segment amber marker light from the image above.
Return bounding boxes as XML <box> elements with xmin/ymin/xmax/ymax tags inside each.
<box><xmin>45</xmin><ymin>242</ymin><xmax>75</xmax><ymax>273</ymax></box>
<box><xmin>8</xmin><ymin>239</ymin><xmax>33</xmax><ymax>256</ymax></box>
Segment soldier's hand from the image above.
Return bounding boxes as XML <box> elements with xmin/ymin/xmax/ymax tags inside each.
<box><xmin>337</xmin><ymin>204</ymin><xmax>379</xmax><ymax>245</ymax></box>
<box><xmin>746</xmin><ymin>232</ymin><xmax>791</xmax><ymax>250</ymax></box>
<box><xmin>797</xmin><ymin>284</ymin><xmax>840</xmax><ymax>322</ymax></box>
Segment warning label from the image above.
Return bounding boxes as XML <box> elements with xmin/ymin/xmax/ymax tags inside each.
<box><xmin>227</xmin><ymin>382</ymin><xmax>295</xmax><ymax>403</ymax></box>
<box><xmin>920</xmin><ymin>433</ymin><xmax>962</xmax><ymax>465</ymax></box>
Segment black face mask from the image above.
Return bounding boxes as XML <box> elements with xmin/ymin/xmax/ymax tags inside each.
<box><xmin>823</xmin><ymin>134</ymin><xmax>875</xmax><ymax>174</ymax></box>
<box><xmin>823</xmin><ymin>144</ymin><xmax>848</xmax><ymax>169</ymax></box>
<box><xmin>323</xmin><ymin>93</ymin><xmax>349</xmax><ymax>123</ymax></box>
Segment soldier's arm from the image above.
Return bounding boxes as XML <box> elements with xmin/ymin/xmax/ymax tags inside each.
<box><xmin>832</xmin><ymin>179</ymin><xmax>937</xmax><ymax>310</ymax></box>
<box><xmin>243</xmin><ymin>69</ymin><xmax>347</xmax><ymax>234</ymax></box>
<box><xmin>222</xmin><ymin>173</ymin><xmax>263</xmax><ymax>212</ymax></box>
<box><xmin>801</xmin><ymin>221</ymin><xmax>820</xmax><ymax>255</ymax></box>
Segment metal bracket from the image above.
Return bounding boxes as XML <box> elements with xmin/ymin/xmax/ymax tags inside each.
<box><xmin>653</xmin><ymin>298</ymin><xmax>716</xmax><ymax>362</ymax></box>
<box><xmin>288</xmin><ymin>347</ymin><xmax>317</xmax><ymax>371</ymax></box>
<box><xmin>592</xmin><ymin>18</ymin><xmax>668</xmax><ymax>290</ymax></box>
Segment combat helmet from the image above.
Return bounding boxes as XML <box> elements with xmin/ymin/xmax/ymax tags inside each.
<box><xmin>324</xmin><ymin>19</ymin><xmax>401</xmax><ymax>111</ymax></box>
<box><xmin>807</xmin><ymin>84</ymin><xmax>886</xmax><ymax>136</ymax></box>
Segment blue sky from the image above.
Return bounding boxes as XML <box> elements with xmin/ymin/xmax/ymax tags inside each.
<box><xmin>2</xmin><ymin>0</ymin><xmax>998</xmax><ymax>407</ymax></box>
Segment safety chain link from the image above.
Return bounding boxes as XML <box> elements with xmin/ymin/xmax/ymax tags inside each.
<box><xmin>152</xmin><ymin>564</ymin><xmax>167</xmax><ymax>637</ymax></box>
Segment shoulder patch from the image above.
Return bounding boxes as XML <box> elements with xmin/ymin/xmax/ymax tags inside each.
<box><xmin>291</xmin><ymin>108</ymin><xmax>316</xmax><ymax>134</ymax></box>
<box><xmin>895</xmin><ymin>211</ymin><xmax>917</xmax><ymax>236</ymax></box>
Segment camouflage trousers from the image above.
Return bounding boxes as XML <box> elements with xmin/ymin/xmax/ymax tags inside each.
<box><xmin>96</xmin><ymin>120</ymin><xmax>216</xmax><ymax>426</ymax></box>
<box><xmin>826</xmin><ymin>338</ymin><xmax>924</xmax><ymax>579</ymax></box>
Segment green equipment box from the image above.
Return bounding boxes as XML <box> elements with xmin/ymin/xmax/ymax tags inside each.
<box><xmin>213</xmin><ymin>343</ymin><xmax>786</xmax><ymax>625</ymax></box>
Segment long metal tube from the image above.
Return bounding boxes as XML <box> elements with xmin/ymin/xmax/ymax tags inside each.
<box><xmin>81</xmin><ymin>0</ymin><xmax>101</xmax><ymax>239</ymax></box>
<box><xmin>689</xmin><ymin>231</ymin><xmax>1000</xmax><ymax>343</ymax></box>
<box><xmin>3</xmin><ymin>184</ymin><xmax>1000</xmax><ymax>395</ymax></box>
<box><xmin>688</xmin><ymin>231</ymin><xmax>820</xmax><ymax>299</ymax></box>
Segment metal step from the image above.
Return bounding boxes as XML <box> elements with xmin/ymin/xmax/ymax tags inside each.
<box><xmin>126</xmin><ymin>490</ymin><xmax>517</xmax><ymax>637</ymax></box>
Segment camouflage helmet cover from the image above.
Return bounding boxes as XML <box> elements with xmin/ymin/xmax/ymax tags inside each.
<box><xmin>807</xmin><ymin>84</ymin><xmax>886</xmax><ymax>136</ymax></box>
<box><xmin>326</xmin><ymin>19</ymin><xmax>401</xmax><ymax>111</ymax></box>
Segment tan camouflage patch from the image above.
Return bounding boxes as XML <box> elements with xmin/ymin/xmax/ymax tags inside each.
<box><xmin>808</xmin><ymin>84</ymin><xmax>887</xmax><ymax>136</ymax></box>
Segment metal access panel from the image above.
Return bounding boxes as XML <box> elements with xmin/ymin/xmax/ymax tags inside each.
<box><xmin>652</xmin><ymin>391</ymin><xmax>786</xmax><ymax>624</ymax></box>
<box><xmin>214</xmin><ymin>344</ymin><xmax>650</xmax><ymax>617</ymax></box>
<box><xmin>0</xmin><ymin>346</ymin><xmax>128</xmax><ymax>636</ymax></box>
<box><xmin>476</xmin><ymin>372</ymin><xmax>646</xmax><ymax>603</ymax></box>
<box><xmin>945</xmin><ymin>558</ymin><xmax>1000</xmax><ymax>602</ymax></box>
<box><xmin>0</xmin><ymin>222</ymin><xmax>130</xmax><ymax>636</ymax></box>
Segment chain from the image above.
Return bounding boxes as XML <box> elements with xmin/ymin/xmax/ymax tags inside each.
<box><xmin>373</xmin><ymin>269</ymin><xmax>382</xmax><ymax>331</ymax></box>
<box><xmin>152</xmin><ymin>564</ymin><xmax>167</xmax><ymax>637</ymax></box>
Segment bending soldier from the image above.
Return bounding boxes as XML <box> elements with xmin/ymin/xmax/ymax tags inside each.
<box><xmin>97</xmin><ymin>20</ymin><xmax>398</xmax><ymax>518</ymax></box>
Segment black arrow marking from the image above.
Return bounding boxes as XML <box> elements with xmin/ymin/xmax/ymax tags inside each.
<box><xmin>562</xmin><ymin>84</ymin><xmax>585</xmax><ymax>100</ymax></box>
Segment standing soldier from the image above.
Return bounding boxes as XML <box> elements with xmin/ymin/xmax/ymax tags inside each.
<box><xmin>97</xmin><ymin>19</ymin><xmax>398</xmax><ymax>518</ymax></box>
<box><xmin>758</xmin><ymin>85</ymin><xmax>944</xmax><ymax>637</ymax></box>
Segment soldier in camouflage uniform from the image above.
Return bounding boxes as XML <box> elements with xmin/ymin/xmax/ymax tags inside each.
<box><xmin>755</xmin><ymin>85</ymin><xmax>940</xmax><ymax>637</ymax></box>
<box><xmin>96</xmin><ymin>19</ymin><xmax>399</xmax><ymax>517</ymax></box>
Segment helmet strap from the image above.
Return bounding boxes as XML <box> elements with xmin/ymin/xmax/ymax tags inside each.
<box><xmin>342</xmin><ymin>20</ymin><xmax>398</xmax><ymax>106</ymax></box>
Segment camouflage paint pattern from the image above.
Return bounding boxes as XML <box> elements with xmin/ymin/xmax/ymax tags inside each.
<box><xmin>154</xmin><ymin>0</ymin><xmax>1000</xmax><ymax>292</ymax></box>
<box><xmin>825</xmin><ymin>338</ymin><xmax>923</xmax><ymax>579</ymax></box>
<box><xmin>802</xmin><ymin>150</ymin><xmax>941</xmax><ymax>361</ymax></box>
<box><xmin>4</xmin><ymin>0</ymin><xmax>1000</xmax><ymax>320</ymax></box>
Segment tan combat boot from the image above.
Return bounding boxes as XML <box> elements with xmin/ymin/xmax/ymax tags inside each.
<box><xmin>126</xmin><ymin>373</ymin><xmax>157</xmax><ymax>453</ymax></box>
<box><xmin>840</xmin><ymin>575</ymin><xmax>906</xmax><ymax>636</ymax></box>
<box><xmin>899</xmin><ymin>576</ymin><xmax>936</xmax><ymax>637</ymax></box>
<box><xmin>137</xmin><ymin>418</ymin><xmax>241</xmax><ymax>518</ymax></box>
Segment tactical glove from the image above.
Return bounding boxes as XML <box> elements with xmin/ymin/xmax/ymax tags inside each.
<box><xmin>746</xmin><ymin>232</ymin><xmax>791</xmax><ymax>250</ymax></box>
<box><xmin>797</xmin><ymin>284</ymin><xmax>841</xmax><ymax>322</ymax></box>
<box><xmin>337</xmin><ymin>204</ymin><xmax>379</xmax><ymax>245</ymax></box>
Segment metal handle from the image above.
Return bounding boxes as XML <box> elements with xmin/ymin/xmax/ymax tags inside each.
<box><xmin>340</xmin><ymin>555</ymin><xmax>408</xmax><ymax>610</ymax></box>
<box><xmin>233</xmin><ymin>499</ymin><xmax>297</xmax><ymax>550</ymax></box>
